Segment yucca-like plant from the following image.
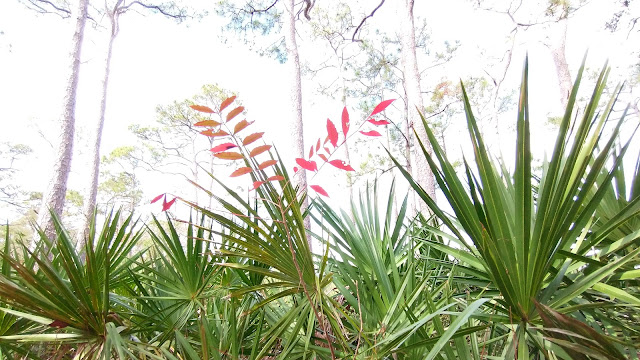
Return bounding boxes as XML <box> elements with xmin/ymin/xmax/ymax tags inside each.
<box><xmin>312</xmin><ymin>181</ymin><xmax>489</xmax><ymax>359</ymax></box>
<box><xmin>187</xmin><ymin>160</ymin><xmax>349</xmax><ymax>359</ymax></box>
<box><xmin>0</xmin><ymin>210</ymin><xmax>145</xmax><ymax>359</ymax></box>
<box><xmin>392</xmin><ymin>57</ymin><xmax>640</xmax><ymax>358</ymax></box>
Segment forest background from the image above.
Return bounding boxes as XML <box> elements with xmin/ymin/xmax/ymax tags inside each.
<box><xmin>0</xmin><ymin>0</ymin><xmax>638</xmax><ymax>240</ymax></box>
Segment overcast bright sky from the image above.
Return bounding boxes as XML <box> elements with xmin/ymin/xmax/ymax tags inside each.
<box><xmin>1</xmin><ymin>0</ymin><xmax>638</xmax><ymax>222</ymax></box>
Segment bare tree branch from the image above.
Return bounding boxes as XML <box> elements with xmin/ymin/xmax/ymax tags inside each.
<box><xmin>20</xmin><ymin>0</ymin><xmax>71</xmax><ymax>18</ymax></box>
<box><xmin>121</xmin><ymin>1</ymin><xmax>187</xmax><ymax>21</ymax></box>
<box><xmin>246</xmin><ymin>0</ymin><xmax>279</xmax><ymax>14</ymax></box>
<box><xmin>351</xmin><ymin>0</ymin><xmax>385</xmax><ymax>42</ymax></box>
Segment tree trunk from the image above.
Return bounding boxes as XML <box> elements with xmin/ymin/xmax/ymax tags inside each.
<box><xmin>81</xmin><ymin>5</ymin><xmax>121</xmax><ymax>244</ymax></box>
<box><xmin>547</xmin><ymin>17</ymin><xmax>572</xmax><ymax>109</ymax></box>
<box><xmin>398</xmin><ymin>0</ymin><xmax>436</xmax><ymax>211</ymax></box>
<box><xmin>284</xmin><ymin>0</ymin><xmax>311</xmax><ymax>248</ymax></box>
<box><xmin>35</xmin><ymin>0</ymin><xmax>89</xmax><ymax>247</ymax></box>
<box><xmin>339</xmin><ymin>56</ymin><xmax>353</xmax><ymax>199</ymax></box>
<box><xmin>403</xmin><ymin>94</ymin><xmax>417</xmax><ymax>217</ymax></box>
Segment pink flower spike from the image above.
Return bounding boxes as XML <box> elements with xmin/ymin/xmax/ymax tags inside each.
<box><xmin>151</xmin><ymin>194</ymin><xmax>165</xmax><ymax>204</ymax></box>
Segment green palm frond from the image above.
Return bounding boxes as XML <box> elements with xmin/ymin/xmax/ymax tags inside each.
<box><xmin>391</xmin><ymin>56</ymin><xmax>640</xmax><ymax>356</ymax></box>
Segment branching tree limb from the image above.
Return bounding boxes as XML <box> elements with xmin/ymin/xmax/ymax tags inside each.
<box><xmin>351</xmin><ymin>0</ymin><xmax>385</xmax><ymax>42</ymax></box>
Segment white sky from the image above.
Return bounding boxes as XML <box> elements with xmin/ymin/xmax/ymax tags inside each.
<box><xmin>0</xmin><ymin>0</ymin><xmax>638</xmax><ymax>222</ymax></box>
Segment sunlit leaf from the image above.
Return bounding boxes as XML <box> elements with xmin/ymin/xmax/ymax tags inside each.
<box><xmin>150</xmin><ymin>194</ymin><xmax>164</xmax><ymax>204</ymax></box>
<box><xmin>214</xmin><ymin>152</ymin><xmax>244</xmax><ymax>160</ymax></box>
<box><xmin>243</xmin><ymin>132</ymin><xmax>264</xmax><ymax>146</ymax></box>
<box><xmin>210</xmin><ymin>143</ymin><xmax>237</xmax><ymax>153</ymax></box>
<box><xmin>342</xmin><ymin>106</ymin><xmax>350</xmax><ymax>136</ymax></box>
<box><xmin>220</xmin><ymin>95</ymin><xmax>236</xmax><ymax>112</ymax></box>
<box><xmin>293</xmin><ymin>166</ymin><xmax>299</xmax><ymax>173</ymax></box>
<box><xmin>194</xmin><ymin>120</ymin><xmax>221</xmax><ymax>127</ymax></box>
<box><xmin>370</xmin><ymin>99</ymin><xmax>395</xmax><ymax>116</ymax></box>
<box><xmin>267</xmin><ymin>175</ymin><xmax>285</xmax><ymax>182</ymax></box>
<box><xmin>368</xmin><ymin>119</ymin><xmax>390</xmax><ymax>126</ymax></box>
<box><xmin>327</xmin><ymin>119</ymin><xmax>338</xmax><ymax>147</ymax></box>
<box><xmin>190</xmin><ymin>104</ymin><xmax>214</xmax><ymax>113</ymax></box>
<box><xmin>162</xmin><ymin>197</ymin><xmax>177</xmax><ymax>211</ymax></box>
<box><xmin>360</xmin><ymin>130</ymin><xmax>382</xmax><ymax>137</ymax></box>
<box><xmin>231</xmin><ymin>167</ymin><xmax>252</xmax><ymax>177</ymax></box>
<box><xmin>318</xmin><ymin>154</ymin><xmax>328</xmax><ymax>162</ymax></box>
<box><xmin>250</xmin><ymin>145</ymin><xmax>272</xmax><ymax>157</ymax></box>
<box><xmin>309</xmin><ymin>145</ymin><xmax>314</xmax><ymax>158</ymax></box>
<box><xmin>316</xmin><ymin>138</ymin><xmax>321</xmax><ymax>152</ymax></box>
<box><xmin>226</xmin><ymin>106</ymin><xmax>244</xmax><ymax>122</ymax></box>
<box><xmin>329</xmin><ymin>159</ymin><xmax>355</xmax><ymax>171</ymax></box>
<box><xmin>258</xmin><ymin>159</ymin><xmax>278</xmax><ymax>170</ymax></box>
<box><xmin>295</xmin><ymin>158</ymin><xmax>317</xmax><ymax>172</ymax></box>
<box><xmin>201</xmin><ymin>129</ymin><xmax>229</xmax><ymax>137</ymax></box>
<box><xmin>234</xmin><ymin>119</ymin><xmax>253</xmax><ymax>134</ymax></box>
<box><xmin>251</xmin><ymin>181</ymin><xmax>263</xmax><ymax>190</ymax></box>
<box><xmin>310</xmin><ymin>184</ymin><xmax>329</xmax><ymax>197</ymax></box>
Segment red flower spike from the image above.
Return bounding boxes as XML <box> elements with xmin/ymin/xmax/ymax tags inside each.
<box><xmin>267</xmin><ymin>175</ymin><xmax>285</xmax><ymax>182</ymax></box>
<box><xmin>310</xmin><ymin>185</ymin><xmax>329</xmax><ymax>197</ymax></box>
<box><xmin>210</xmin><ymin>143</ymin><xmax>237</xmax><ymax>153</ymax></box>
<box><xmin>243</xmin><ymin>132</ymin><xmax>264</xmax><ymax>146</ymax></box>
<box><xmin>226</xmin><ymin>106</ymin><xmax>244</xmax><ymax>122</ymax></box>
<box><xmin>293</xmin><ymin>166</ymin><xmax>299</xmax><ymax>173</ymax></box>
<box><xmin>250</xmin><ymin>145</ymin><xmax>272</xmax><ymax>157</ymax></box>
<box><xmin>220</xmin><ymin>96</ymin><xmax>236</xmax><ymax>112</ymax></box>
<box><xmin>251</xmin><ymin>181</ymin><xmax>263</xmax><ymax>190</ymax></box>
<box><xmin>190</xmin><ymin>105</ymin><xmax>214</xmax><ymax>113</ymax></box>
<box><xmin>318</xmin><ymin>154</ymin><xmax>328</xmax><ymax>162</ymax></box>
<box><xmin>194</xmin><ymin>120</ymin><xmax>221</xmax><ymax>127</ymax></box>
<box><xmin>214</xmin><ymin>152</ymin><xmax>244</xmax><ymax>160</ymax></box>
<box><xmin>327</xmin><ymin>119</ymin><xmax>338</xmax><ymax>147</ymax></box>
<box><xmin>231</xmin><ymin>167</ymin><xmax>252</xmax><ymax>177</ymax></box>
<box><xmin>162</xmin><ymin>197</ymin><xmax>177</xmax><ymax>211</ymax></box>
<box><xmin>233</xmin><ymin>119</ymin><xmax>252</xmax><ymax>134</ymax></box>
<box><xmin>368</xmin><ymin>119</ymin><xmax>390</xmax><ymax>126</ymax></box>
<box><xmin>258</xmin><ymin>160</ymin><xmax>278</xmax><ymax>170</ymax></box>
<box><xmin>342</xmin><ymin>107</ymin><xmax>350</xmax><ymax>136</ymax></box>
<box><xmin>296</xmin><ymin>158</ymin><xmax>318</xmax><ymax>172</ymax></box>
<box><xmin>329</xmin><ymin>160</ymin><xmax>355</xmax><ymax>171</ymax></box>
<box><xmin>316</xmin><ymin>138</ymin><xmax>321</xmax><ymax>152</ymax></box>
<box><xmin>370</xmin><ymin>99</ymin><xmax>395</xmax><ymax>116</ymax></box>
<box><xmin>151</xmin><ymin>194</ymin><xmax>164</xmax><ymax>204</ymax></box>
<box><xmin>360</xmin><ymin>130</ymin><xmax>382</xmax><ymax>137</ymax></box>
<box><xmin>324</xmin><ymin>147</ymin><xmax>331</xmax><ymax>154</ymax></box>
<box><xmin>309</xmin><ymin>145</ymin><xmax>314</xmax><ymax>159</ymax></box>
<box><xmin>201</xmin><ymin>129</ymin><xmax>229</xmax><ymax>137</ymax></box>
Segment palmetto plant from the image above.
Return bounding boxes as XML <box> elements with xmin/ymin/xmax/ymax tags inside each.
<box><xmin>0</xmin><ymin>210</ymin><xmax>144</xmax><ymax>358</ymax></box>
<box><xmin>392</xmin><ymin>57</ymin><xmax>640</xmax><ymax>358</ymax></box>
<box><xmin>312</xmin><ymin>181</ymin><xmax>489</xmax><ymax>359</ymax></box>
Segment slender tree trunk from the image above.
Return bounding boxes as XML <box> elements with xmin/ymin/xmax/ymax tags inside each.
<box><xmin>81</xmin><ymin>5</ymin><xmax>121</xmax><ymax>243</ymax></box>
<box><xmin>398</xmin><ymin>0</ymin><xmax>435</xmax><ymax>212</ymax></box>
<box><xmin>35</xmin><ymin>0</ymin><xmax>89</xmax><ymax>247</ymax></box>
<box><xmin>402</xmin><ymin>93</ymin><xmax>417</xmax><ymax>217</ymax></box>
<box><xmin>284</xmin><ymin>0</ymin><xmax>311</xmax><ymax>248</ymax></box>
<box><xmin>547</xmin><ymin>17</ymin><xmax>572</xmax><ymax>109</ymax></box>
<box><xmin>339</xmin><ymin>56</ymin><xmax>353</xmax><ymax>198</ymax></box>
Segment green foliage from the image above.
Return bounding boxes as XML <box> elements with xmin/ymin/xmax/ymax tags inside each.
<box><xmin>392</xmin><ymin>56</ymin><xmax>640</xmax><ymax>357</ymax></box>
<box><xmin>1</xmin><ymin>58</ymin><xmax>639</xmax><ymax>359</ymax></box>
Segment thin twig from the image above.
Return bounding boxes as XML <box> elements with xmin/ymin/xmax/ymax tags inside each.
<box><xmin>351</xmin><ymin>0</ymin><xmax>385</xmax><ymax>42</ymax></box>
